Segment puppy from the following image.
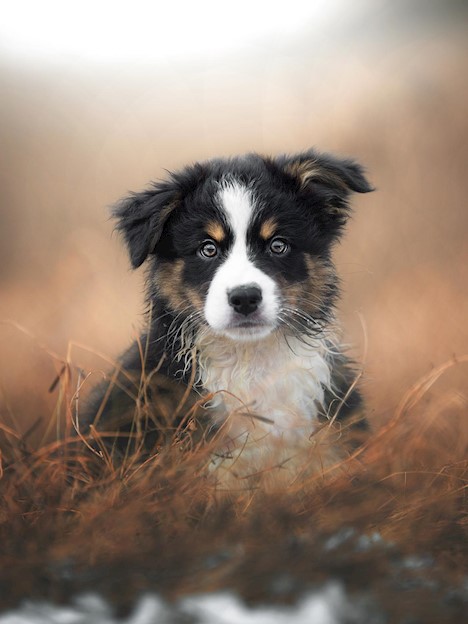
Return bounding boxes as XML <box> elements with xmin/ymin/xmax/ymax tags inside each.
<box><xmin>84</xmin><ymin>149</ymin><xmax>372</xmax><ymax>487</ymax></box>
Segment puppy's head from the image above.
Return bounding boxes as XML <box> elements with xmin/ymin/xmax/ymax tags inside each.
<box><xmin>114</xmin><ymin>150</ymin><xmax>372</xmax><ymax>341</ymax></box>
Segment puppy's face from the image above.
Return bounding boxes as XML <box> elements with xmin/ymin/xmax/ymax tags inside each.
<box><xmin>114</xmin><ymin>151</ymin><xmax>372</xmax><ymax>342</ymax></box>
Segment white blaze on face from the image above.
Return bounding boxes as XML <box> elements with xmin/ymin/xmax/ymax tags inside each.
<box><xmin>204</xmin><ymin>181</ymin><xmax>279</xmax><ymax>339</ymax></box>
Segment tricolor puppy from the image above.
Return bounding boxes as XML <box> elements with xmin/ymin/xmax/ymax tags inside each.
<box><xmin>86</xmin><ymin>149</ymin><xmax>372</xmax><ymax>486</ymax></box>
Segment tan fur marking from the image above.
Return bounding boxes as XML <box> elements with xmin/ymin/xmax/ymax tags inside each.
<box><xmin>206</xmin><ymin>221</ymin><xmax>226</xmax><ymax>243</ymax></box>
<box><xmin>304</xmin><ymin>255</ymin><xmax>335</xmax><ymax>316</ymax></box>
<box><xmin>157</xmin><ymin>260</ymin><xmax>186</xmax><ymax>312</ymax></box>
<box><xmin>259</xmin><ymin>217</ymin><xmax>278</xmax><ymax>240</ymax></box>
<box><xmin>157</xmin><ymin>262</ymin><xmax>205</xmax><ymax>319</ymax></box>
<box><xmin>187</xmin><ymin>287</ymin><xmax>204</xmax><ymax>313</ymax></box>
<box><xmin>285</xmin><ymin>160</ymin><xmax>320</xmax><ymax>188</ymax></box>
<box><xmin>277</xmin><ymin>278</ymin><xmax>303</xmax><ymax>309</ymax></box>
<box><xmin>275</xmin><ymin>255</ymin><xmax>335</xmax><ymax>321</ymax></box>
<box><xmin>285</xmin><ymin>159</ymin><xmax>348</xmax><ymax>193</ymax></box>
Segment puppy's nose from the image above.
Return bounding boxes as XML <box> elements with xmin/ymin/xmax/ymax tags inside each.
<box><xmin>228</xmin><ymin>285</ymin><xmax>263</xmax><ymax>316</ymax></box>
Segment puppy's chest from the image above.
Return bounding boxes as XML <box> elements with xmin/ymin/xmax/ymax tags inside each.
<box><xmin>196</xmin><ymin>334</ymin><xmax>331</xmax><ymax>437</ymax></box>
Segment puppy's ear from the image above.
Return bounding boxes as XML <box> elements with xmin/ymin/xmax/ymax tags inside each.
<box><xmin>113</xmin><ymin>181</ymin><xmax>179</xmax><ymax>269</ymax></box>
<box><xmin>276</xmin><ymin>149</ymin><xmax>373</xmax><ymax>233</ymax></box>
<box><xmin>279</xmin><ymin>149</ymin><xmax>373</xmax><ymax>194</ymax></box>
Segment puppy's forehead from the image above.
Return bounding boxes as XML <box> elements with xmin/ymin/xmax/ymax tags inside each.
<box><xmin>215</xmin><ymin>179</ymin><xmax>286</xmax><ymax>244</ymax></box>
<box><xmin>217</xmin><ymin>180</ymin><xmax>255</xmax><ymax>239</ymax></box>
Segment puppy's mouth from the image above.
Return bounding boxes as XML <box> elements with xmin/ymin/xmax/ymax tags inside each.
<box><xmin>230</xmin><ymin>318</ymin><xmax>266</xmax><ymax>329</ymax></box>
<box><xmin>218</xmin><ymin>314</ymin><xmax>277</xmax><ymax>341</ymax></box>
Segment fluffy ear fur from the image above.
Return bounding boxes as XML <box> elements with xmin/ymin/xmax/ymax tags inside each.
<box><xmin>113</xmin><ymin>181</ymin><xmax>179</xmax><ymax>269</ymax></box>
<box><xmin>275</xmin><ymin>149</ymin><xmax>373</xmax><ymax>233</ymax></box>
<box><xmin>277</xmin><ymin>149</ymin><xmax>373</xmax><ymax>194</ymax></box>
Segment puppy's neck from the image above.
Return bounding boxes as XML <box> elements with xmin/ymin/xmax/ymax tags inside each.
<box><xmin>194</xmin><ymin>329</ymin><xmax>333</xmax><ymax>435</ymax></box>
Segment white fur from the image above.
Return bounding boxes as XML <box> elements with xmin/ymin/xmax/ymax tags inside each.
<box><xmin>199</xmin><ymin>180</ymin><xmax>334</xmax><ymax>482</ymax></box>
<box><xmin>203</xmin><ymin>181</ymin><xmax>278</xmax><ymax>340</ymax></box>
<box><xmin>196</xmin><ymin>330</ymin><xmax>332</xmax><ymax>443</ymax></box>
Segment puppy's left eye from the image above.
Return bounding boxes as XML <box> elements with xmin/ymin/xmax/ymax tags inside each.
<box><xmin>199</xmin><ymin>240</ymin><xmax>219</xmax><ymax>258</ymax></box>
<box><xmin>269</xmin><ymin>237</ymin><xmax>289</xmax><ymax>255</ymax></box>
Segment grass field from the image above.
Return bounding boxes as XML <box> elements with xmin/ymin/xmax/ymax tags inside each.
<box><xmin>0</xmin><ymin>341</ymin><xmax>466</xmax><ymax>621</ymax></box>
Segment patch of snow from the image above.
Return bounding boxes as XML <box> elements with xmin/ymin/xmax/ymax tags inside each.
<box><xmin>0</xmin><ymin>583</ymin><xmax>362</xmax><ymax>624</ymax></box>
<box><xmin>180</xmin><ymin>584</ymin><xmax>355</xmax><ymax>624</ymax></box>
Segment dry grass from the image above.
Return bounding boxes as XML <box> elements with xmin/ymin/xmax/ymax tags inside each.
<box><xmin>0</xmin><ymin>326</ymin><xmax>467</xmax><ymax>621</ymax></box>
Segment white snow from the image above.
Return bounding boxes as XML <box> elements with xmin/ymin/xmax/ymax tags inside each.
<box><xmin>0</xmin><ymin>583</ymin><xmax>361</xmax><ymax>624</ymax></box>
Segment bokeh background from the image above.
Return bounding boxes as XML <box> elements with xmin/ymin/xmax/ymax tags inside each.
<box><xmin>1</xmin><ymin>0</ymin><xmax>467</xmax><ymax>439</ymax></box>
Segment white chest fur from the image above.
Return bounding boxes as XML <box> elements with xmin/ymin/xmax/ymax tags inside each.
<box><xmin>196</xmin><ymin>332</ymin><xmax>332</xmax><ymax>443</ymax></box>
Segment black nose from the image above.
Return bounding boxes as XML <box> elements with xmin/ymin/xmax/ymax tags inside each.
<box><xmin>228</xmin><ymin>285</ymin><xmax>263</xmax><ymax>316</ymax></box>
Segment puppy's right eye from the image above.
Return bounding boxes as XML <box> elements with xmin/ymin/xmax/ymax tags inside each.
<box><xmin>199</xmin><ymin>240</ymin><xmax>218</xmax><ymax>259</ymax></box>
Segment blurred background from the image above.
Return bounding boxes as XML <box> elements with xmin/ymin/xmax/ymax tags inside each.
<box><xmin>0</xmin><ymin>0</ymin><xmax>467</xmax><ymax>437</ymax></box>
